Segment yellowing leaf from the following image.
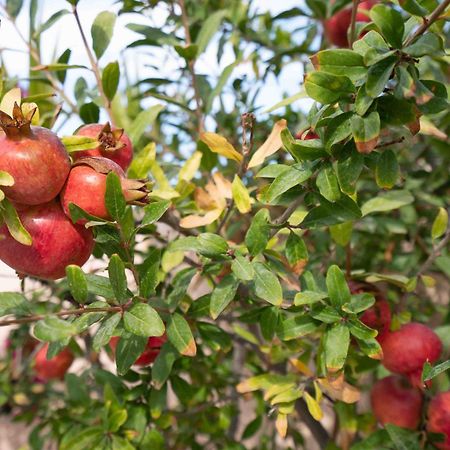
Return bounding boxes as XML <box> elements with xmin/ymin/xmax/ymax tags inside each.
<box><xmin>304</xmin><ymin>391</ymin><xmax>323</xmax><ymax>421</ymax></box>
<box><xmin>200</xmin><ymin>132</ymin><xmax>243</xmax><ymax>162</ymax></box>
<box><xmin>232</xmin><ymin>175</ymin><xmax>251</xmax><ymax>213</ymax></box>
<box><xmin>0</xmin><ymin>87</ymin><xmax>21</xmax><ymax>116</ymax></box>
<box><xmin>431</xmin><ymin>207</ymin><xmax>448</xmax><ymax>240</ymax></box>
<box><xmin>275</xmin><ymin>413</ymin><xmax>288</xmax><ymax>438</ymax></box>
<box><xmin>211</xmin><ymin>172</ymin><xmax>232</xmax><ymax>199</ymax></box>
<box><xmin>289</xmin><ymin>358</ymin><xmax>314</xmax><ymax>377</ymax></box>
<box><xmin>178</xmin><ymin>151</ymin><xmax>202</xmax><ymax>183</ymax></box>
<box><xmin>419</xmin><ymin>118</ymin><xmax>447</xmax><ymax>140</ymax></box>
<box><xmin>180</xmin><ymin>209</ymin><xmax>222</xmax><ymax>228</ymax></box>
<box><xmin>248</xmin><ymin>119</ymin><xmax>287</xmax><ymax>168</ymax></box>
<box><xmin>317</xmin><ymin>375</ymin><xmax>360</xmax><ymax>404</ymax></box>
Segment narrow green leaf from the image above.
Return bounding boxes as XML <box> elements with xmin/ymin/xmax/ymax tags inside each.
<box><xmin>142</xmin><ymin>200</ymin><xmax>170</xmax><ymax>226</ymax></box>
<box><xmin>210</xmin><ymin>274</ymin><xmax>239</xmax><ymax>319</ymax></box>
<box><xmin>195</xmin><ymin>10</ymin><xmax>228</xmax><ymax>55</ymax></box>
<box><xmin>376</xmin><ymin>150</ymin><xmax>399</xmax><ymax>189</ymax></box>
<box><xmin>232</xmin><ymin>175</ymin><xmax>251</xmax><ymax>213</ymax></box>
<box><xmin>66</xmin><ymin>265</ymin><xmax>88</xmax><ymax>304</ymax></box>
<box><xmin>123</xmin><ymin>303</ymin><xmax>165</xmax><ymax>337</ymax></box>
<box><xmin>285</xmin><ymin>232</ymin><xmax>308</xmax><ymax>266</ymax></box>
<box><xmin>294</xmin><ymin>290</ymin><xmax>327</xmax><ymax>306</ymax></box>
<box><xmin>422</xmin><ymin>359</ymin><xmax>450</xmax><ymax>382</ymax></box>
<box><xmin>324</xmin><ymin>323</ymin><xmax>350</xmax><ymax>372</ymax></box>
<box><xmin>316</xmin><ymin>164</ymin><xmax>341</xmax><ymax>202</ymax></box>
<box><xmin>361</xmin><ymin>190</ymin><xmax>414</xmax><ymax>216</ymax></box>
<box><xmin>0</xmin><ymin>198</ymin><xmax>32</xmax><ymax>245</ymax></box>
<box><xmin>34</xmin><ymin>317</ymin><xmax>77</xmax><ymax>342</ymax></box>
<box><xmin>231</xmin><ymin>255</ymin><xmax>254</xmax><ymax>281</ymax></box>
<box><xmin>0</xmin><ymin>292</ymin><xmax>29</xmax><ymax>315</ymax></box>
<box><xmin>245</xmin><ymin>208</ymin><xmax>270</xmax><ymax>256</ymax></box>
<box><xmin>167</xmin><ymin>313</ymin><xmax>196</xmax><ymax>356</ymax></box>
<box><xmin>152</xmin><ymin>344</ymin><xmax>178</xmax><ymax>389</ymax></box>
<box><xmin>281</xmin><ymin>128</ymin><xmax>327</xmax><ymax>161</ymax></box>
<box><xmin>370</xmin><ymin>4</ymin><xmax>404</xmax><ymax>49</ymax></box>
<box><xmin>336</xmin><ymin>149</ymin><xmax>364</xmax><ymax>195</ymax></box>
<box><xmin>91</xmin><ymin>11</ymin><xmax>116</xmax><ymax>59</ymax></box>
<box><xmin>128</xmin><ymin>105</ymin><xmax>164</xmax><ymax>146</ymax></box>
<box><xmin>61</xmin><ymin>135</ymin><xmax>100</xmax><ymax>153</ymax></box>
<box><xmin>326</xmin><ymin>265</ymin><xmax>351</xmax><ymax>309</ymax></box>
<box><xmin>108</xmin><ymin>254</ymin><xmax>127</xmax><ymax>304</ymax></box>
<box><xmin>366</xmin><ymin>56</ymin><xmax>397</xmax><ymax>98</ymax></box>
<box><xmin>310</xmin><ymin>49</ymin><xmax>366</xmax><ymax>81</ymax></box>
<box><xmin>305</xmin><ymin>72</ymin><xmax>355</xmax><ymax>104</ymax></box>
<box><xmin>102</xmin><ymin>61</ymin><xmax>120</xmax><ymax>101</ymax></box>
<box><xmin>267</xmin><ymin>163</ymin><xmax>312</xmax><ymax>202</ymax></box>
<box><xmin>277</xmin><ymin>315</ymin><xmax>318</xmax><ymax>340</ymax></box>
<box><xmin>92</xmin><ymin>313</ymin><xmax>121</xmax><ymax>352</ymax></box>
<box><xmin>115</xmin><ymin>333</ymin><xmax>148</xmax><ymax>375</ymax></box>
<box><xmin>431</xmin><ymin>208</ymin><xmax>448</xmax><ymax>240</ymax></box>
<box><xmin>197</xmin><ymin>233</ymin><xmax>229</xmax><ymax>258</ymax></box>
<box><xmin>105</xmin><ymin>172</ymin><xmax>126</xmax><ymax>221</ymax></box>
<box><xmin>253</xmin><ymin>263</ymin><xmax>283</xmax><ymax>306</ymax></box>
<box><xmin>351</xmin><ymin>112</ymin><xmax>380</xmax><ymax>154</ymax></box>
<box><xmin>139</xmin><ymin>248</ymin><xmax>161</xmax><ymax>298</ymax></box>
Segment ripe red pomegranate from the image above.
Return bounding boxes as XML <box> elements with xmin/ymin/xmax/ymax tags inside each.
<box><xmin>381</xmin><ymin>323</ymin><xmax>442</xmax><ymax>375</ymax></box>
<box><xmin>371</xmin><ymin>375</ymin><xmax>423</xmax><ymax>429</ymax></box>
<box><xmin>109</xmin><ymin>334</ymin><xmax>167</xmax><ymax>366</ymax></box>
<box><xmin>0</xmin><ymin>201</ymin><xmax>94</xmax><ymax>279</ymax></box>
<box><xmin>294</xmin><ymin>129</ymin><xmax>319</xmax><ymax>140</ymax></box>
<box><xmin>0</xmin><ymin>103</ymin><xmax>70</xmax><ymax>205</ymax></box>
<box><xmin>324</xmin><ymin>1</ymin><xmax>376</xmax><ymax>47</ymax></box>
<box><xmin>73</xmin><ymin>123</ymin><xmax>133</xmax><ymax>171</ymax></box>
<box><xmin>427</xmin><ymin>391</ymin><xmax>450</xmax><ymax>449</ymax></box>
<box><xmin>60</xmin><ymin>157</ymin><xmax>149</xmax><ymax>223</ymax></box>
<box><xmin>34</xmin><ymin>343</ymin><xmax>74</xmax><ymax>381</ymax></box>
<box><xmin>348</xmin><ymin>280</ymin><xmax>391</xmax><ymax>341</ymax></box>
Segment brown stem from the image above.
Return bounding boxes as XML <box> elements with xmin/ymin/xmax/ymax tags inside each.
<box><xmin>375</xmin><ymin>136</ymin><xmax>405</xmax><ymax>149</ymax></box>
<box><xmin>178</xmin><ymin>0</ymin><xmax>204</xmax><ymax>135</ymax></box>
<box><xmin>349</xmin><ymin>0</ymin><xmax>361</xmax><ymax>47</ymax></box>
<box><xmin>0</xmin><ymin>306</ymin><xmax>122</xmax><ymax>327</ymax></box>
<box><xmin>72</xmin><ymin>5</ymin><xmax>115</xmax><ymax>124</ymax></box>
<box><xmin>404</xmin><ymin>0</ymin><xmax>450</xmax><ymax>46</ymax></box>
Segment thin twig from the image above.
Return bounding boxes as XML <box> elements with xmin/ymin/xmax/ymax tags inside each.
<box><xmin>349</xmin><ymin>0</ymin><xmax>361</xmax><ymax>47</ymax></box>
<box><xmin>375</xmin><ymin>136</ymin><xmax>405</xmax><ymax>149</ymax></box>
<box><xmin>178</xmin><ymin>0</ymin><xmax>204</xmax><ymax>135</ymax></box>
<box><xmin>72</xmin><ymin>5</ymin><xmax>115</xmax><ymax>124</ymax></box>
<box><xmin>404</xmin><ymin>0</ymin><xmax>450</xmax><ymax>46</ymax></box>
<box><xmin>0</xmin><ymin>306</ymin><xmax>122</xmax><ymax>327</ymax></box>
<box><xmin>416</xmin><ymin>228</ymin><xmax>450</xmax><ymax>277</ymax></box>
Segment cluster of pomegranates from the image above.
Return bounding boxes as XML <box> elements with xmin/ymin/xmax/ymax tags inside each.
<box><xmin>0</xmin><ymin>102</ymin><xmax>147</xmax><ymax>280</ymax></box>
<box><xmin>349</xmin><ymin>281</ymin><xmax>450</xmax><ymax>447</ymax></box>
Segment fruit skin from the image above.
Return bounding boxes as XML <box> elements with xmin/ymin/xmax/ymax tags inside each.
<box><xmin>34</xmin><ymin>343</ymin><xmax>74</xmax><ymax>381</ymax></box>
<box><xmin>109</xmin><ymin>335</ymin><xmax>167</xmax><ymax>366</ymax></box>
<box><xmin>0</xmin><ymin>201</ymin><xmax>94</xmax><ymax>280</ymax></box>
<box><xmin>371</xmin><ymin>375</ymin><xmax>423</xmax><ymax>429</ymax></box>
<box><xmin>60</xmin><ymin>157</ymin><xmax>148</xmax><ymax>223</ymax></box>
<box><xmin>294</xmin><ymin>129</ymin><xmax>318</xmax><ymax>140</ymax></box>
<box><xmin>324</xmin><ymin>1</ymin><xmax>376</xmax><ymax>47</ymax></box>
<box><xmin>0</xmin><ymin>126</ymin><xmax>70</xmax><ymax>205</ymax></box>
<box><xmin>380</xmin><ymin>323</ymin><xmax>442</xmax><ymax>375</ymax></box>
<box><xmin>348</xmin><ymin>280</ymin><xmax>391</xmax><ymax>341</ymax></box>
<box><xmin>427</xmin><ymin>391</ymin><xmax>450</xmax><ymax>449</ymax></box>
<box><xmin>74</xmin><ymin>123</ymin><xmax>133</xmax><ymax>171</ymax></box>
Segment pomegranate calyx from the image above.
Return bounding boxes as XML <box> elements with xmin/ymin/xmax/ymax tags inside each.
<box><xmin>97</xmin><ymin>122</ymin><xmax>126</xmax><ymax>152</ymax></box>
<box><xmin>0</xmin><ymin>102</ymin><xmax>36</xmax><ymax>138</ymax></box>
<box><xmin>122</xmin><ymin>178</ymin><xmax>151</xmax><ymax>205</ymax></box>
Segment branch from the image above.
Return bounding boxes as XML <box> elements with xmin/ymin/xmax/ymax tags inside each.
<box><xmin>404</xmin><ymin>0</ymin><xmax>450</xmax><ymax>46</ymax></box>
<box><xmin>0</xmin><ymin>306</ymin><xmax>122</xmax><ymax>327</ymax></box>
<box><xmin>72</xmin><ymin>5</ymin><xmax>115</xmax><ymax>124</ymax></box>
<box><xmin>416</xmin><ymin>227</ymin><xmax>450</xmax><ymax>277</ymax></box>
<box><xmin>349</xmin><ymin>0</ymin><xmax>361</xmax><ymax>47</ymax></box>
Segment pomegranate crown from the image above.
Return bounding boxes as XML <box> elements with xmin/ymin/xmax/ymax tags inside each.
<box><xmin>0</xmin><ymin>102</ymin><xmax>37</xmax><ymax>138</ymax></box>
<box><xmin>98</xmin><ymin>122</ymin><xmax>126</xmax><ymax>152</ymax></box>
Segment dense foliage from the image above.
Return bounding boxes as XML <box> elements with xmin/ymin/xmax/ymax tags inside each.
<box><xmin>0</xmin><ymin>0</ymin><xmax>449</xmax><ymax>449</ymax></box>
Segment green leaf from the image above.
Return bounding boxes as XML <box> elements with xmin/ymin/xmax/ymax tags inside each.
<box><xmin>361</xmin><ymin>190</ymin><xmax>414</xmax><ymax>216</ymax></box>
<box><xmin>294</xmin><ymin>290</ymin><xmax>327</xmax><ymax>306</ymax></box>
<box><xmin>34</xmin><ymin>317</ymin><xmax>77</xmax><ymax>342</ymax></box>
<box><xmin>174</xmin><ymin>44</ymin><xmax>198</xmax><ymax>61</ymax></box>
<box><xmin>232</xmin><ymin>175</ymin><xmax>251</xmax><ymax>214</ymax></box>
<box><xmin>34</xmin><ymin>9</ymin><xmax>69</xmax><ymax>37</ymax></box>
<box><xmin>105</xmin><ymin>172</ymin><xmax>126</xmax><ymax>221</ymax></box>
<box><xmin>139</xmin><ymin>248</ymin><xmax>161</xmax><ymax>298</ymax></box>
<box><xmin>115</xmin><ymin>334</ymin><xmax>148</xmax><ymax>375</ymax></box>
<box><xmin>348</xmin><ymin>319</ymin><xmax>378</xmax><ymax>340</ymax></box>
<box><xmin>66</xmin><ymin>265</ymin><xmax>88</xmax><ymax>304</ymax></box>
<box><xmin>277</xmin><ymin>315</ymin><xmax>318</xmax><ymax>341</ymax></box>
<box><xmin>60</xmin><ymin>427</ymin><xmax>105</xmax><ymax>450</ymax></box>
<box><xmin>85</xmin><ymin>274</ymin><xmax>116</xmax><ymax>299</ymax></box>
<box><xmin>102</xmin><ymin>61</ymin><xmax>120</xmax><ymax>102</ymax></box>
<box><xmin>128</xmin><ymin>104</ymin><xmax>164</xmax><ymax>146</ymax></box>
<box><xmin>311</xmin><ymin>305</ymin><xmax>341</xmax><ymax>323</ymax></box>
<box><xmin>324</xmin><ymin>323</ymin><xmax>350</xmax><ymax>372</ymax></box>
<box><xmin>305</xmin><ymin>72</ymin><xmax>355</xmax><ymax>104</ymax></box>
<box><xmin>73</xmin><ymin>301</ymin><xmax>108</xmax><ymax>333</ymax></box>
<box><xmin>370</xmin><ymin>4</ymin><xmax>404</xmax><ymax>49</ymax></box>
<box><xmin>210</xmin><ymin>274</ymin><xmax>239</xmax><ymax>319</ymax></box>
<box><xmin>404</xmin><ymin>33</ymin><xmax>444</xmax><ymax>57</ymax></box>
<box><xmin>231</xmin><ymin>255</ymin><xmax>255</xmax><ymax>281</ymax></box>
<box><xmin>285</xmin><ymin>232</ymin><xmax>308</xmax><ymax>266</ymax></box>
<box><xmin>330</xmin><ymin>221</ymin><xmax>353</xmax><ymax>247</ymax></box>
<box><xmin>326</xmin><ymin>265</ymin><xmax>351</xmax><ymax>309</ymax></box>
<box><xmin>267</xmin><ymin>163</ymin><xmax>312</xmax><ymax>202</ymax></box>
<box><xmin>61</xmin><ymin>135</ymin><xmax>100</xmax><ymax>153</ymax></box>
<box><xmin>0</xmin><ymin>292</ymin><xmax>29</xmax><ymax>315</ymax></box>
<box><xmin>79</xmin><ymin>102</ymin><xmax>100</xmax><ymax>124</ymax></box>
<box><xmin>0</xmin><ymin>171</ymin><xmax>14</xmax><ymax>186</ymax></box>
<box><xmin>167</xmin><ymin>313</ymin><xmax>196</xmax><ymax>357</ymax></box>
<box><xmin>93</xmin><ymin>313</ymin><xmax>121</xmax><ymax>352</ymax></box>
<box><xmin>91</xmin><ymin>11</ymin><xmax>116</xmax><ymax>59</ymax></box>
<box><xmin>6</xmin><ymin>0</ymin><xmax>23</xmax><ymax>18</ymax></box>
<box><xmin>366</xmin><ymin>56</ymin><xmax>397</xmax><ymax>98</ymax></box>
<box><xmin>431</xmin><ymin>207</ymin><xmax>448</xmax><ymax>240</ymax></box>
<box><xmin>108</xmin><ymin>254</ymin><xmax>127</xmax><ymax>304</ymax></box>
<box><xmin>142</xmin><ymin>201</ymin><xmax>170</xmax><ymax>226</ymax></box>
<box><xmin>281</xmin><ymin>128</ymin><xmax>327</xmax><ymax>161</ymax></box>
<box><xmin>422</xmin><ymin>359</ymin><xmax>450</xmax><ymax>382</ymax></box>
<box><xmin>260</xmin><ymin>307</ymin><xmax>280</xmax><ymax>341</ymax></box>
<box><xmin>351</xmin><ymin>112</ymin><xmax>380</xmax><ymax>154</ymax></box>
<box><xmin>355</xmin><ymin>85</ymin><xmax>375</xmax><ymax>116</ymax></box>
<box><xmin>342</xmin><ymin>293</ymin><xmax>375</xmax><ymax>314</ymax></box>
<box><xmin>377</xmin><ymin>95</ymin><xmax>416</xmax><ymax>127</ymax></box>
<box><xmin>398</xmin><ymin>0</ymin><xmax>428</xmax><ymax>16</ymax></box>
<box><xmin>253</xmin><ymin>263</ymin><xmax>283</xmax><ymax>306</ymax></box>
<box><xmin>376</xmin><ymin>150</ymin><xmax>399</xmax><ymax>189</ymax></box>
<box><xmin>197</xmin><ymin>233</ymin><xmax>229</xmax><ymax>258</ymax></box>
<box><xmin>245</xmin><ymin>208</ymin><xmax>270</xmax><ymax>256</ymax></box>
<box><xmin>310</xmin><ymin>49</ymin><xmax>366</xmax><ymax>81</ymax></box>
<box><xmin>0</xmin><ymin>198</ymin><xmax>32</xmax><ymax>245</ymax></box>
<box><xmin>128</xmin><ymin>142</ymin><xmax>155</xmax><ymax>179</ymax></box>
<box><xmin>152</xmin><ymin>344</ymin><xmax>178</xmax><ymax>389</ymax></box>
<box><xmin>323</xmin><ymin>112</ymin><xmax>353</xmax><ymax>151</ymax></box>
<box><xmin>206</xmin><ymin>60</ymin><xmax>240</xmax><ymax>113</ymax></box>
<box><xmin>385</xmin><ymin>424</ymin><xmax>421</xmax><ymax>450</ymax></box>
<box><xmin>123</xmin><ymin>303</ymin><xmax>165</xmax><ymax>337</ymax></box>
<box><xmin>301</xmin><ymin>195</ymin><xmax>362</xmax><ymax>228</ymax></box>
<box><xmin>316</xmin><ymin>164</ymin><xmax>341</xmax><ymax>202</ymax></box>
<box><xmin>336</xmin><ymin>149</ymin><xmax>364</xmax><ymax>195</ymax></box>
<box><xmin>195</xmin><ymin>10</ymin><xmax>228</xmax><ymax>55</ymax></box>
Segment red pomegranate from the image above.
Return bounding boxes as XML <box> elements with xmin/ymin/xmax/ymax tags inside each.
<box><xmin>324</xmin><ymin>1</ymin><xmax>376</xmax><ymax>47</ymax></box>
<box><xmin>0</xmin><ymin>103</ymin><xmax>70</xmax><ymax>205</ymax></box>
<box><xmin>109</xmin><ymin>334</ymin><xmax>167</xmax><ymax>366</ymax></box>
<box><xmin>34</xmin><ymin>343</ymin><xmax>74</xmax><ymax>380</ymax></box>
<box><xmin>294</xmin><ymin>129</ymin><xmax>319</xmax><ymax>140</ymax></box>
<box><xmin>0</xmin><ymin>201</ymin><xmax>94</xmax><ymax>279</ymax></box>
<box><xmin>427</xmin><ymin>391</ymin><xmax>450</xmax><ymax>449</ymax></box>
<box><xmin>381</xmin><ymin>323</ymin><xmax>442</xmax><ymax>375</ymax></box>
<box><xmin>60</xmin><ymin>157</ymin><xmax>149</xmax><ymax>223</ymax></box>
<box><xmin>371</xmin><ymin>375</ymin><xmax>423</xmax><ymax>429</ymax></box>
<box><xmin>73</xmin><ymin>123</ymin><xmax>133</xmax><ymax>171</ymax></box>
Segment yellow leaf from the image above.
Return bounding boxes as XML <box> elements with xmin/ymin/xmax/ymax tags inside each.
<box><xmin>232</xmin><ymin>175</ymin><xmax>251</xmax><ymax>213</ymax></box>
<box><xmin>317</xmin><ymin>375</ymin><xmax>360</xmax><ymax>404</ymax></box>
<box><xmin>275</xmin><ymin>413</ymin><xmax>288</xmax><ymax>438</ymax></box>
<box><xmin>0</xmin><ymin>87</ymin><xmax>21</xmax><ymax>116</ymax></box>
<box><xmin>194</xmin><ymin>187</ymin><xmax>217</xmax><ymax>210</ymax></box>
<box><xmin>289</xmin><ymin>358</ymin><xmax>314</xmax><ymax>377</ymax></box>
<box><xmin>304</xmin><ymin>391</ymin><xmax>323</xmax><ymax>421</ymax></box>
<box><xmin>200</xmin><ymin>132</ymin><xmax>243</xmax><ymax>162</ymax></box>
<box><xmin>180</xmin><ymin>209</ymin><xmax>222</xmax><ymax>228</ymax></box>
<box><xmin>161</xmin><ymin>250</ymin><xmax>184</xmax><ymax>272</ymax></box>
<box><xmin>248</xmin><ymin>119</ymin><xmax>287</xmax><ymax>168</ymax></box>
<box><xmin>314</xmin><ymin>380</ymin><xmax>323</xmax><ymax>403</ymax></box>
<box><xmin>211</xmin><ymin>172</ymin><xmax>232</xmax><ymax>199</ymax></box>
<box><xmin>419</xmin><ymin>118</ymin><xmax>447</xmax><ymax>141</ymax></box>
<box><xmin>421</xmin><ymin>275</ymin><xmax>436</xmax><ymax>288</ymax></box>
<box><xmin>178</xmin><ymin>151</ymin><xmax>202</xmax><ymax>183</ymax></box>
